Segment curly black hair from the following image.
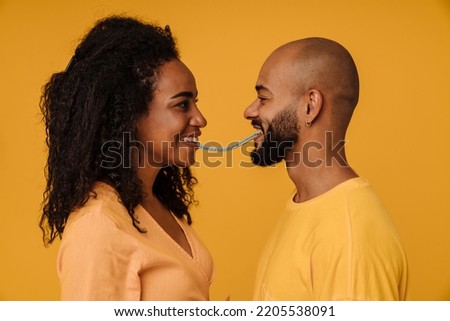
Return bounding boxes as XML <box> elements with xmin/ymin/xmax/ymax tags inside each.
<box><xmin>40</xmin><ymin>15</ymin><xmax>198</xmax><ymax>245</ymax></box>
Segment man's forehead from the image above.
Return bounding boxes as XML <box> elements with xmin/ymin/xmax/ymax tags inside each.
<box><xmin>256</xmin><ymin>56</ymin><xmax>296</xmax><ymax>91</ymax></box>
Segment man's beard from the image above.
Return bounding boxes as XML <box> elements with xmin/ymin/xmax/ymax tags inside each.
<box><xmin>251</xmin><ymin>106</ymin><xmax>299</xmax><ymax>166</ymax></box>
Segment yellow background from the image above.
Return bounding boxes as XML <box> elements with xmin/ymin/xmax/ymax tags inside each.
<box><xmin>1</xmin><ymin>0</ymin><xmax>449</xmax><ymax>300</ymax></box>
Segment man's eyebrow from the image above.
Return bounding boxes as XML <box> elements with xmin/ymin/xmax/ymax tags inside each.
<box><xmin>170</xmin><ymin>91</ymin><xmax>197</xmax><ymax>99</ymax></box>
<box><xmin>255</xmin><ymin>85</ymin><xmax>271</xmax><ymax>93</ymax></box>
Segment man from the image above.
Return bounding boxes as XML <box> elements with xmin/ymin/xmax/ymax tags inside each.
<box><xmin>244</xmin><ymin>37</ymin><xmax>407</xmax><ymax>300</ymax></box>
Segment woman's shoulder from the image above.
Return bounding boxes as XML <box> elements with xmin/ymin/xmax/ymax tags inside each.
<box><xmin>66</xmin><ymin>181</ymin><xmax>131</xmax><ymax>230</ymax></box>
<box><xmin>59</xmin><ymin>182</ymin><xmax>148</xmax><ymax>270</ymax></box>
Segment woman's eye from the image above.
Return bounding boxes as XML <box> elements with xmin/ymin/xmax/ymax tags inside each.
<box><xmin>177</xmin><ymin>100</ymin><xmax>189</xmax><ymax>109</ymax></box>
<box><xmin>175</xmin><ymin>98</ymin><xmax>197</xmax><ymax>110</ymax></box>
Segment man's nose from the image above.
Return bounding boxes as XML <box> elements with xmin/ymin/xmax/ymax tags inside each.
<box><xmin>244</xmin><ymin>100</ymin><xmax>259</xmax><ymax>119</ymax></box>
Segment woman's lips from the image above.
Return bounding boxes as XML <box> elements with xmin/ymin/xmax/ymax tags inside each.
<box><xmin>179</xmin><ymin>134</ymin><xmax>200</xmax><ymax>148</ymax></box>
<box><xmin>179</xmin><ymin>136</ymin><xmax>199</xmax><ymax>143</ymax></box>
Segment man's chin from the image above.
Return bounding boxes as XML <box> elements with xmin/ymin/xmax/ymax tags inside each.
<box><xmin>250</xmin><ymin>148</ymin><xmax>284</xmax><ymax>167</ymax></box>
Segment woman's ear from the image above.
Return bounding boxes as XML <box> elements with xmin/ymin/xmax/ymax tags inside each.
<box><xmin>304</xmin><ymin>89</ymin><xmax>323</xmax><ymax>126</ymax></box>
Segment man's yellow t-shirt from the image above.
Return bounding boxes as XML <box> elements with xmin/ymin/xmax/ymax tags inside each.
<box><xmin>253</xmin><ymin>177</ymin><xmax>407</xmax><ymax>300</ymax></box>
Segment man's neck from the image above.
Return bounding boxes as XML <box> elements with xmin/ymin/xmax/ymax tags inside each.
<box><xmin>285</xmin><ymin>143</ymin><xmax>357</xmax><ymax>203</ymax></box>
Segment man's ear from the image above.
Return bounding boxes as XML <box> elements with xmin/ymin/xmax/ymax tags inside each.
<box><xmin>304</xmin><ymin>89</ymin><xmax>323</xmax><ymax>126</ymax></box>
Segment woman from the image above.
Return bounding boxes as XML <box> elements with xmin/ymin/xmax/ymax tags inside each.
<box><xmin>39</xmin><ymin>15</ymin><xmax>213</xmax><ymax>300</ymax></box>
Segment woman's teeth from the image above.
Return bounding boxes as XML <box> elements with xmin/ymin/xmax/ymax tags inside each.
<box><xmin>180</xmin><ymin>136</ymin><xmax>199</xmax><ymax>143</ymax></box>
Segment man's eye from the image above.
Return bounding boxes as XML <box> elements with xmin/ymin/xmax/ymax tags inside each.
<box><xmin>258</xmin><ymin>97</ymin><xmax>267</xmax><ymax>104</ymax></box>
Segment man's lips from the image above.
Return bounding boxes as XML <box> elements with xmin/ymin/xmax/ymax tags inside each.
<box><xmin>251</xmin><ymin>128</ymin><xmax>264</xmax><ymax>148</ymax></box>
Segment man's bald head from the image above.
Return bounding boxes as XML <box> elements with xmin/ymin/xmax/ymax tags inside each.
<box><xmin>262</xmin><ymin>38</ymin><xmax>359</xmax><ymax>130</ymax></box>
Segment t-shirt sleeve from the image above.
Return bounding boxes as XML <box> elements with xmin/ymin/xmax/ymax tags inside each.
<box><xmin>57</xmin><ymin>207</ymin><xmax>145</xmax><ymax>300</ymax></box>
<box><xmin>310</xmin><ymin>206</ymin><xmax>407</xmax><ymax>301</ymax></box>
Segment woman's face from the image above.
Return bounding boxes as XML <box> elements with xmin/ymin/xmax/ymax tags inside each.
<box><xmin>136</xmin><ymin>59</ymin><xmax>207</xmax><ymax>168</ymax></box>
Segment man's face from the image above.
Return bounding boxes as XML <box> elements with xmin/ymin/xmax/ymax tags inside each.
<box><xmin>244</xmin><ymin>53</ymin><xmax>301</xmax><ymax>166</ymax></box>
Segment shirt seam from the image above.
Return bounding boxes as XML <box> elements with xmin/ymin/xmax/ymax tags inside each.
<box><xmin>345</xmin><ymin>196</ymin><xmax>354</xmax><ymax>300</ymax></box>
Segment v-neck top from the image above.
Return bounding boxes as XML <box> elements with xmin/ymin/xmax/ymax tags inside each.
<box><xmin>57</xmin><ymin>182</ymin><xmax>214</xmax><ymax>300</ymax></box>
